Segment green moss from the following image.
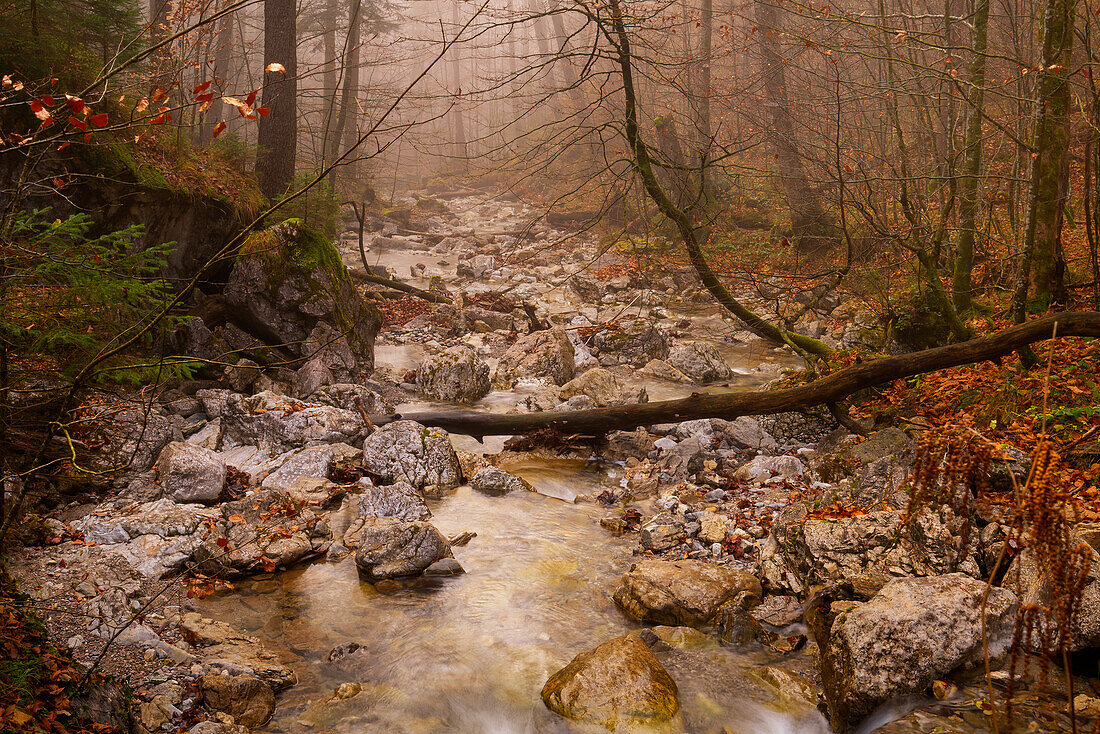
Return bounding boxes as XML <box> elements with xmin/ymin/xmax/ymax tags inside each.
<box><xmin>78</xmin><ymin>142</ymin><xmax>172</xmax><ymax>190</ymax></box>
<box><xmin>239</xmin><ymin>219</ymin><xmax>346</xmax><ymax>283</ymax></box>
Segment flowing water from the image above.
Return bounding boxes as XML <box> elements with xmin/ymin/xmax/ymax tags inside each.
<box><xmin>201</xmin><ymin>461</ymin><xmax>832</xmax><ymax>733</ymax></box>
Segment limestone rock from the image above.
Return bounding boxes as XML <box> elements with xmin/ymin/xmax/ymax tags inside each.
<box><xmin>757</xmin><ymin>505</ymin><xmax>981</xmax><ymax>596</ymax></box>
<box><xmin>666</xmin><ymin>341</ymin><xmax>733</xmax><ymax>382</ymax></box>
<box><xmin>156</xmin><ymin>442</ymin><xmax>226</xmax><ymax>505</ymax></box>
<box><xmin>592</xmin><ymin>322</ymin><xmax>668</xmax><ymax>367</ymax></box>
<box><xmin>354</xmin><ymin>480</ymin><xmax>431</xmax><ymax>522</ymax></box>
<box><xmin>361</xmin><ymin>420</ymin><xmax>461</xmax><ymax>490</ymax></box>
<box><xmin>558</xmin><ymin>368</ymin><xmax>646</xmax><ymax>407</ymax></box>
<box><xmin>218</xmin><ymin>391</ymin><xmax>367</xmax><ymax>455</ymax></box>
<box><xmin>494</xmin><ymin>327</ymin><xmax>575</xmax><ymax>388</ymax></box>
<box><xmin>310</xmin><ymin>383</ymin><xmax>393</xmax><ymax>415</ymax></box>
<box><xmin>540</xmin><ymin>633</ymin><xmax>680</xmax><ymax>728</ymax></box>
<box><xmin>822</xmin><ymin>573</ymin><xmax>1017</xmax><ymax>732</ymax></box>
<box><xmin>468</xmin><ymin>465</ymin><xmax>533</xmax><ymax>495</ymax></box>
<box><xmin>85</xmin><ymin>401</ymin><xmax>181</xmax><ymax>473</ymax></box>
<box><xmin>353</xmin><ymin>517</ymin><xmax>451</xmax><ymax>580</ymax></box>
<box><xmin>199</xmin><ymin>675</ymin><xmax>275</xmax><ymax>728</ymax></box>
<box><xmin>259</xmin><ymin>443</ymin><xmax>360</xmax><ymax>494</ymax></box>
<box><xmin>416</xmin><ymin>345</ymin><xmax>490</xmax><ymax>403</ymax></box>
<box><xmin>1010</xmin><ymin>529</ymin><xmax>1100</xmax><ymax>651</ymax></box>
<box><xmin>613</xmin><ymin>559</ymin><xmax>762</xmax><ymax>627</ymax></box>
<box><xmin>639</xmin><ymin>359</ymin><xmax>692</xmax><ymax>383</ymax></box>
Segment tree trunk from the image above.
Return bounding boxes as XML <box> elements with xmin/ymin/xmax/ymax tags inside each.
<box><xmin>375</xmin><ymin>313</ymin><xmax>1100</xmax><ymax>437</ymax></box>
<box><xmin>450</xmin><ymin>2</ymin><xmax>467</xmax><ymax>167</ymax></box>
<box><xmin>330</xmin><ymin>0</ymin><xmax>362</xmax><ymax>188</ymax></box>
<box><xmin>696</xmin><ymin>0</ymin><xmax>713</xmax><ymax>196</ymax></box>
<box><xmin>755</xmin><ymin>0</ymin><xmax>832</xmax><ymax>247</ymax></box>
<box><xmin>1016</xmin><ymin>0</ymin><xmax>1076</xmax><ymax>313</ymax></box>
<box><xmin>256</xmin><ymin>0</ymin><xmax>298</xmax><ymax>200</ymax></box>
<box><xmin>952</xmin><ymin>0</ymin><xmax>990</xmax><ymax>314</ymax></box>
<box><xmin>320</xmin><ymin>0</ymin><xmax>338</xmax><ymax>169</ymax></box>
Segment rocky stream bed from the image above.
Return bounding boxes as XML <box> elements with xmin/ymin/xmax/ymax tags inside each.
<box><xmin>9</xmin><ymin>192</ymin><xmax>1100</xmax><ymax>734</ymax></box>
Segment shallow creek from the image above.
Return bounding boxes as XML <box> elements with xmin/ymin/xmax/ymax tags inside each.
<box><xmin>200</xmin><ymin>461</ymin><xmax>831</xmax><ymax>733</ymax></box>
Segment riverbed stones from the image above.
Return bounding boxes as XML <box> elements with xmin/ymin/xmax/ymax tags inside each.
<box><xmin>493</xmin><ymin>327</ymin><xmax>575</xmax><ymax>387</ymax></box>
<box><xmin>361</xmin><ymin>420</ymin><xmax>461</xmax><ymax>490</ymax></box>
<box><xmin>613</xmin><ymin>559</ymin><xmax>762</xmax><ymax>627</ymax></box>
<box><xmin>84</xmin><ymin>400</ymin><xmax>182</xmax><ymax>473</ymax></box>
<box><xmin>468</xmin><ymin>465</ymin><xmax>533</xmax><ymax>495</ymax></box>
<box><xmin>541</xmin><ymin>633</ymin><xmax>680</xmax><ymax>728</ymax></box>
<box><xmin>415</xmin><ymin>345</ymin><xmax>490</xmax><ymax>403</ymax></box>
<box><xmin>199</xmin><ymin>674</ymin><xmax>275</xmax><ymax>727</ymax></box>
<box><xmin>309</xmin><ymin>383</ymin><xmax>392</xmax><ymax>415</ymax></box>
<box><xmin>260</xmin><ymin>443</ymin><xmax>360</xmax><ymax>494</ymax></box>
<box><xmin>156</xmin><ymin>442</ymin><xmax>226</xmax><ymax>504</ymax></box>
<box><xmin>666</xmin><ymin>341</ymin><xmax>732</xmax><ymax>383</ymax></box>
<box><xmin>353</xmin><ymin>517</ymin><xmax>451</xmax><ymax>580</ymax></box>
<box><xmin>820</xmin><ymin>573</ymin><xmax>1017</xmax><ymax>732</ymax></box>
<box><xmin>640</xmin><ymin>359</ymin><xmax>692</xmax><ymax>383</ymax></box>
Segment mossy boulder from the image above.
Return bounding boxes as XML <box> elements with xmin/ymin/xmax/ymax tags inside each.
<box><xmin>224</xmin><ymin>219</ymin><xmax>381</xmax><ymax>380</ymax></box>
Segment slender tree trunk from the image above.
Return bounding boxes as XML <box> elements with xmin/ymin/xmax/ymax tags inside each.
<box><xmin>450</xmin><ymin>2</ymin><xmax>467</xmax><ymax>167</ymax></box>
<box><xmin>696</xmin><ymin>0</ymin><xmax>713</xmax><ymax>190</ymax></box>
<box><xmin>754</xmin><ymin>0</ymin><xmax>832</xmax><ymax>248</ymax></box>
<box><xmin>320</xmin><ymin>0</ymin><xmax>338</xmax><ymax>168</ymax></box>
<box><xmin>330</xmin><ymin>0</ymin><xmax>361</xmax><ymax>188</ymax></box>
<box><xmin>256</xmin><ymin>0</ymin><xmax>298</xmax><ymax>200</ymax></box>
<box><xmin>952</xmin><ymin>0</ymin><xmax>990</xmax><ymax>313</ymax></box>
<box><xmin>1015</xmin><ymin>0</ymin><xmax>1076</xmax><ymax>314</ymax></box>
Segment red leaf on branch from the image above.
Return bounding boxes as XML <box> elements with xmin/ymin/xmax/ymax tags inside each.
<box><xmin>244</xmin><ymin>89</ymin><xmax>258</xmax><ymax>106</ymax></box>
<box><xmin>89</xmin><ymin>113</ymin><xmax>108</xmax><ymax>127</ymax></box>
<box><xmin>212</xmin><ymin>121</ymin><xmax>227</xmax><ymax>137</ymax></box>
<box><xmin>256</xmin><ymin>107</ymin><xmax>269</xmax><ymax>117</ymax></box>
<box><xmin>68</xmin><ymin>116</ymin><xmax>86</xmax><ymax>130</ymax></box>
<box><xmin>41</xmin><ymin>94</ymin><xmax>54</xmax><ymax>106</ymax></box>
<box><xmin>149</xmin><ymin>115</ymin><xmax>167</xmax><ymax>125</ymax></box>
<box><xmin>195</xmin><ymin>93</ymin><xmax>214</xmax><ymax>103</ymax></box>
<box><xmin>193</xmin><ymin>80</ymin><xmax>212</xmax><ymax>93</ymax></box>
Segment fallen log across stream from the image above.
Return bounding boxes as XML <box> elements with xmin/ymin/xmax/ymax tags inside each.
<box><xmin>372</xmin><ymin>312</ymin><xmax>1100</xmax><ymax>439</ymax></box>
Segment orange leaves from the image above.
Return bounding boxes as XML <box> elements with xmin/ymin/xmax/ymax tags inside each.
<box><xmin>212</xmin><ymin>121</ymin><xmax>227</xmax><ymax>138</ymax></box>
<box><xmin>265</xmin><ymin>62</ymin><xmax>287</xmax><ymax>74</ymax></box>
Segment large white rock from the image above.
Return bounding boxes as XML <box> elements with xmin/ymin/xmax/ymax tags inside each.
<box><xmin>416</xmin><ymin>345</ymin><xmax>491</xmax><ymax>403</ymax></box>
<box><xmin>156</xmin><ymin>442</ymin><xmax>226</xmax><ymax>504</ymax></box>
<box><xmin>361</xmin><ymin>421</ymin><xmax>461</xmax><ymax>490</ymax></box>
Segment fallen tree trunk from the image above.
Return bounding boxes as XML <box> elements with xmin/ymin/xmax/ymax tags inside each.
<box><xmin>374</xmin><ymin>312</ymin><xmax>1100</xmax><ymax>438</ymax></box>
<box><xmin>349</xmin><ymin>269</ymin><xmax>452</xmax><ymax>304</ymax></box>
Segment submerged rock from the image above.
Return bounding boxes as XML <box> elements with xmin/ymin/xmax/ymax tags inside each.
<box><xmin>613</xmin><ymin>559</ymin><xmax>761</xmax><ymax>627</ymax></box>
<box><xmin>821</xmin><ymin>573</ymin><xmax>1017</xmax><ymax>732</ymax></box>
<box><xmin>493</xmin><ymin>327</ymin><xmax>575</xmax><ymax>388</ymax></box>
<box><xmin>415</xmin><ymin>345</ymin><xmax>490</xmax><ymax>403</ymax></box>
<box><xmin>180</xmin><ymin>613</ymin><xmax>296</xmax><ymax>690</ymax></box>
<box><xmin>199</xmin><ymin>674</ymin><xmax>275</xmax><ymax>728</ymax></box>
<box><xmin>541</xmin><ymin>633</ymin><xmax>680</xmax><ymax>728</ymax></box>
<box><xmin>353</xmin><ymin>517</ymin><xmax>451</xmax><ymax>580</ymax></box>
<box><xmin>361</xmin><ymin>420</ymin><xmax>461</xmax><ymax>490</ymax></box>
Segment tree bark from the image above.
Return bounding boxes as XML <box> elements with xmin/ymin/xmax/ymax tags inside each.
<box><xmin>952</xmin><ymin>0</ymin><xmax>990</xmax><ymax>314</ymax></box>
<box><xmin>1015</xmin><ymin>0</ymin><xmax>1076</xmax><ymax>313</ymax></box>
<box><xmin>755</xmin><ymin>0</ymin><xmax>833</xmax><ymax>247</ymax></box>
<box><xmin>377</xmin><ymin>313</ymin><xmax>1100</xmax><ymax>437</ymax></box>
<box><xmin>256</xmin><ymin>0</ymin><xmax>298</xmax><ymax>200</ymax></box>
<box><xmin>330</xmin><ymin>0</ymin><xmax>362</xmax><ymax>188</ymax></box>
